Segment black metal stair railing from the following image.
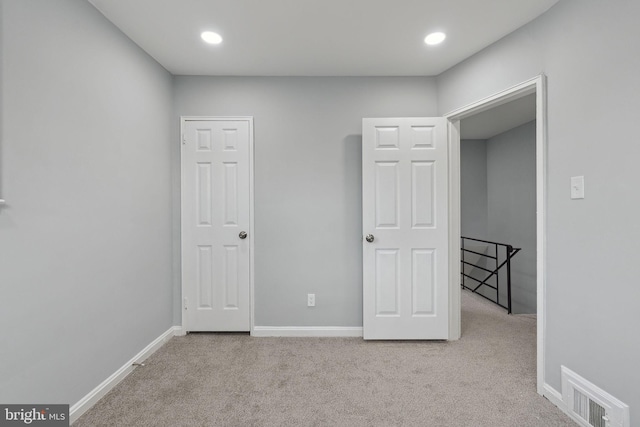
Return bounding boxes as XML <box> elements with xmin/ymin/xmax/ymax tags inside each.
<box><xmin>461</xmin><ymin>236</ymin><xmax>521</xmax><ymax>314</ymax></box>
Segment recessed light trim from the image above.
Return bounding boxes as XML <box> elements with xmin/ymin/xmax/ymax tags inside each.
<box><xmin>424</xmin><ymin>32</ymin><xmax>446</xmax><ymax>45</ymax></box>
<box><xmin>201</xmin><ymin>31</ymin><xmax>223</xmax><ymax>45</ymax></box>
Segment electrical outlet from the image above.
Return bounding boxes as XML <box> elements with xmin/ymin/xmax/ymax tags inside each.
<box><xmin>307</xmin><ymin>293</ymin><xmax>315</xmax><ymax>307</ymax></box>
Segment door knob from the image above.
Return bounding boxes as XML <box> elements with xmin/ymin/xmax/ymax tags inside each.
<box><xmin>365</xmin><ymin>234</ymin><xmax>374</xmax><ymax>243</ymax></box>
<box><xmin>239</xmin><ymin>231</ymin><xmax>247</xmax><ymax>239</ymax></box>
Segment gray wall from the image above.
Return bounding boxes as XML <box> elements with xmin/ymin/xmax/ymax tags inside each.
<box><xmin>486</xmin><ymin>121</ymin><xmax>536</xmax><ymax>314</ymax></box>
<box><xmin>173</xmin><ymin>76</ymin><xmax>437</xmax><ymax>326</ymax></box>
<box><xmin>459</xmin><ymin>139</ymin><xmax>491</xmax><ymax>303</ymax></box>
<box><xmin>438</xmin><ymin>0</ymin><xmax>640</xmax><ymax>419</ymax></box>
<box><xmin>0</xmin><ymin>0</ymin><xmax>174</xmax><ymax>405</ymax></box>
<box><xmin>460</xmin><ymin>140</ymin><xmax>488</xmax><ymax>239</ymax></box>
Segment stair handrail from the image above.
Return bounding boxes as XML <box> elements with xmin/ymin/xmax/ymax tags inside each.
<box><xmin>461</xmin><ymin>236</ymin><xmax>521</xmax><ymax>314</ymax></box>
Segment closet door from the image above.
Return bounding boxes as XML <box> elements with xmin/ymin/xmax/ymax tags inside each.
<box><xmin>182</xmin><ymin>118</ymin><xmax>252</xmax><ymax>331</ymax></box>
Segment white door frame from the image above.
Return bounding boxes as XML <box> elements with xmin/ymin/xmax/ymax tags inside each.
<box><xmin>179</xmin><ymin>116</ymin><xmax>255</xmax><ymax>335</ymax></box>
<box><xmin>444</xmin><ymin>75</ymin><xmax>547</xmax><ymax>395</ymax></box>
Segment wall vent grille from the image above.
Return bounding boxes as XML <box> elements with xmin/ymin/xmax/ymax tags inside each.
<box><xmin>561</xmin><ymin>366</ymin><xmax>629</xmax><ymax>427</ymax></box>
<box><xmin>573</xmin><ymin>388</ymin><xmax>607</xmax><ymax>427</ymax></box>
<box><xmin>573</xmin><ymin>388</ymin><xmax>589</xmax><ymax>421</ymax></box>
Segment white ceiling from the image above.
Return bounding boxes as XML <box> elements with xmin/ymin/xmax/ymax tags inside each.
<box><xmin>460</xmin><ymin>93</ymin><xmax>536</xmax><ymax>140</ymax></box>
<box><xmin>88</xmin><ymin>0</ymin><xmax>559</xmax><ymax>76</ymax></box>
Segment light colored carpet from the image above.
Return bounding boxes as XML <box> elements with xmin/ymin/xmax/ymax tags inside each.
<box><xmin>74</xmin><ymin>291</ymin><xmax>575</xmax><ymax>426</ymax></box>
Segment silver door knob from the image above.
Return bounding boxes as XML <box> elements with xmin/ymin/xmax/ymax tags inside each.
<box><xmin>239</xmin><ymin>231</ymin><xmax>247</xmax><ymax>239</ymax></box>
<box><xmin>365</xmin><ymin>234</ymin><xmax>374</xmax><ymax>243</ymax></box>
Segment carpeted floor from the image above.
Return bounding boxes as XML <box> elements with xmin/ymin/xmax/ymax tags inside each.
<box><xmin>74</xmin><ymin>291</ymin><xmax>576</xmax><ymax>426</ymax></box>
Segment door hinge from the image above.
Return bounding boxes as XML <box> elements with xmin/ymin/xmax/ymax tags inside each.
<box><xmin>182</xmin><ymin>133</ymin><xmax>186</xmax><ymax>145</ymax></box>
<box><xmin>183</xmin><ymin>297</ymin><xmax>188</xmax><ymax>310</ymax></box>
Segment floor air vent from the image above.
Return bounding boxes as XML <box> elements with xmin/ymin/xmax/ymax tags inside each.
<box><xmin>561</xmin><ymin>366</ymin><xmax>629</xmax><ymax>427</ymax></box>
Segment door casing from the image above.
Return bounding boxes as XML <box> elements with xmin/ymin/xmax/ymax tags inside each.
<box><xmin>179</xmin><ymin>116</ymin><xmax>255</xmax><ymax>335</ymax></box>
<box><xmin>444</xmin><ymin>75</ymin><xmax>547</xmax><ymax>395</ymax></box>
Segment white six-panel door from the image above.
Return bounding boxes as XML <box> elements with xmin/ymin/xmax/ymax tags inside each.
<box><xmin>182</xmin><ymin>118</ymin><xmax>252</xmax><ymax>332</ymax></box>
<box><xmin>362</xmin><ymin>118</ymin><xmax>448</xmax><ymax>340</ymax></box>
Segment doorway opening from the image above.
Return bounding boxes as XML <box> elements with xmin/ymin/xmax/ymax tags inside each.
<box><xmin>445</xmin><ymin>75</ymin><xmax>546</xmax><ymax>395</ymax></box>
<box><xmin>460</xmin><ymin>93</ymin><xmax>536</xmax><ymax>315</ymax></box>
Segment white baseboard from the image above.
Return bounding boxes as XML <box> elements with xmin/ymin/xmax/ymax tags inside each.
<box><xmin>70</xmin><ymin>326</ymin><xmax>180</xmax><ymax>424</ymax></box>
<box><xmin>251</xmin><ymin>326</ymin><xmax>363</xmax><ymax>337</ymax></box>
<box><xmin>543</xmin><ymin>382</ymin><xmax>567</xmax><ymax>412</ymax></box>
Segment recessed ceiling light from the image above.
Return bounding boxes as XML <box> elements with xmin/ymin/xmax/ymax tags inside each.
<box><xmin>201</xmin><ymin>31</ymin><xmax>223</xmax><ymax>45</ymax></box>
<box><xmin>424</xmin><ymin>32</ymin><xmax>446</xmax><ymax>45</ymax></box>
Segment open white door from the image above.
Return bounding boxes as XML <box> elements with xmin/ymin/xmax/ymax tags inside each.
<box><xmin>182</xmin><ymin>118</ymin><xmax>252</xmax><ymax>332</ymax></box>
<box><xmin>362</xmin><ymin>118</ymin><xmax>449</xmax><ymax>340</ymax></box>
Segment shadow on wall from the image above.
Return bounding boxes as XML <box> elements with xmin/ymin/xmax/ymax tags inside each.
<box><xmin>344</xmin><ymin>134</ymin><xmax>363</xmax><ymax>237</ymax></box>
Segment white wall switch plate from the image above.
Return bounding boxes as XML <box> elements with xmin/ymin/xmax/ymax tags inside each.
<box><xmin>571</xmin><ymin>176</ymin><xmax>584</xmax><ymax>199</ymax></box>
<box><xmin>307</xmin><ymin>293</ymin><xmax>315</xmax><ymax>307</ymax></box>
